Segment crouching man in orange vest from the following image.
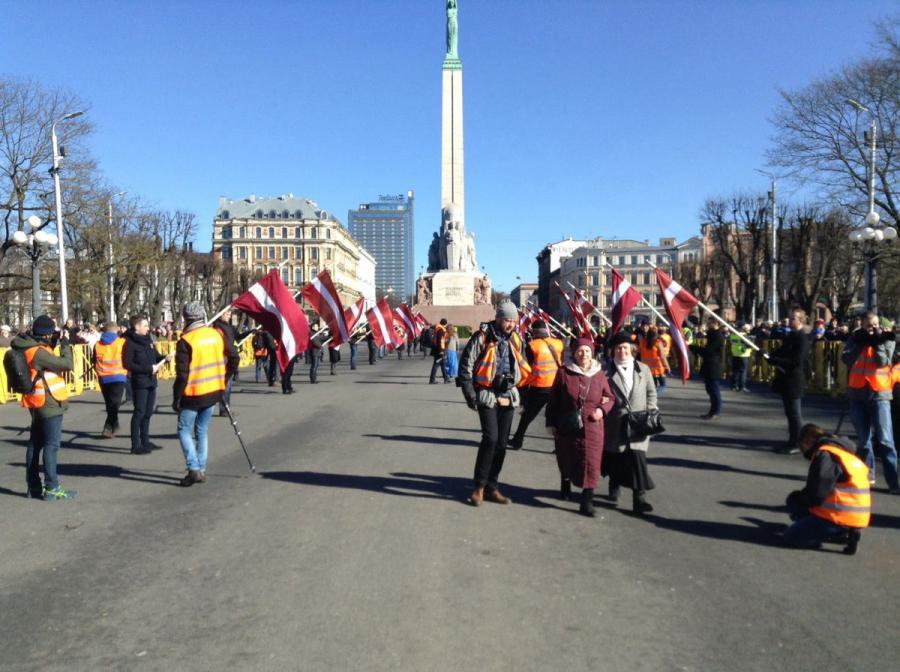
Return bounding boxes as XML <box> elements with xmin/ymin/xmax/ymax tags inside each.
<box><xmin>172</xmin><ymin>303</ymin><xmax>239</xmax><ymax>487</ymax></box>
<box><xmin>784</xmin><ymin>423</ymin><xmax>870</xmax><ymax>555</ymax></box>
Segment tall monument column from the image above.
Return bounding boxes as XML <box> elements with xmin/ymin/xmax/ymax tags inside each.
<box><xmin>441</xmin><ymin>0</ymin><xmax>464</xmax><ymax>228</ymax></box>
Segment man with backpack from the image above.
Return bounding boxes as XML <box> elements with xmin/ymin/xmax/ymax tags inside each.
<box><xmin>7</xmin><ymin>315</ymin><xmax>76</xmax><ymax>500</ymax></box>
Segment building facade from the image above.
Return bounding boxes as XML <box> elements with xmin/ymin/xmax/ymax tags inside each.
<box><xmin>211</xmin><ymin>194</ymin><xmax>376</xmax><ymax>308</ymax></box>
<box><xmin>348</xmin><ymin>192</ymin><xmax>415</xmax><ymax>299</ymax></box>
<box><xmin>510</xmin><ymin>282</ymin><xmax>538</xmax><ymax>308</ymax></box>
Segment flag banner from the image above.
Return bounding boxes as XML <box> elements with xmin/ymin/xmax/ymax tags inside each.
<box><xmin>395</xmin><ymin>303</ymin><xmax>420</xmax><ymax>338</ymax></box>
<box><xmin>414</xmin><ymin>313</ymin><xmax>429</xmax><ymax>330</ymax></box>
<box><xmin>232</xmin><ymin>270</ymin><xmax>310</xmax><ymax>373</ymax></box>
<box><xmin>302</xmin><ymin>270</ymin><xmax>350</xmax><ymax>346</ymax></box>
<box><xmin>390</xmin><ymin>320</ymin><xmax>406</xmax><ymax>351</ymax></box>
<box><xmin>572</xmin><ymin>287</ymin><xmax>596</xmax><ymax>317</ymax></box>
<box><xmin>366</xmin><ymin>298</ymin><xmax>395</xmax><ymax>348</ymax></box>
<box><xmin>556</xmin><ymin>282</ymin><xmax>593</xmax><ymax>337</ymax></box>
<box><xmin>655</xmin><ymin>267</ymin><xmax>699</xmax><ymax>384</ymax></box>
<box><xmin>343</xmin><ymin>297</ymin><xmax>366</xmax><ymax>334</ymax></box>
<box><xmin>518</xmin><ymin>309</ymin><xmax>533</xmax><ymax>334</ymax></box>
<box><xmin>609</xmin><ymin>267</ymin><xmax>643</xmax><ymax>336</ymax></box>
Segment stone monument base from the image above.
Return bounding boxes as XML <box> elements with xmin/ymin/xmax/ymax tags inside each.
<box><xmin>415</xmin><ymin>304</ymin><xmax>495</xmax><ymax>331</ymax></box>
<box><xmin>414</xmin><ymin>270</ymin><xmax>494</xmax><ymax>330</ymax></box>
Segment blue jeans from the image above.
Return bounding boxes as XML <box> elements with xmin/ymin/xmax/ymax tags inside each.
<box><xmin>704</xmin><ymin>377</ymin><xmax>722</xmax><ymax>415</ymax></box>
<box><xmin>178</xmin><ymin>405</ymin><xmax>214</xmax><ymax>471</ymax></box>
<box><xmin>849</xmin><ymin>396</ymin><xmax>898</xmax><ymax>488</ymax></box>
<box><xmin>430</xmin><ymin>355</ymin><xmax>448</xmax><ymax>383</ymax></box>
<box><xmin>350</xmin><ymin>342</ymin><xmax>358</xmax><ymax>370</ymax></box>
<box><xmin>255</xmin><ymin>357</ymin><xmax>266</xmax><ymax>382</ymax></box>
<box><xmin>731</xmin><ymin>357</ymin><xmax>749</xmax><ymax>390</ymax></box>
<box><xmin>26</xmin><ymin>413</ymin><xmax>63</xmax><ymax>493</ymax></box>
<box><xmin>783</xmin><ymin>491</ymin><xmax>847</xmax><ymax>548</ymax></box>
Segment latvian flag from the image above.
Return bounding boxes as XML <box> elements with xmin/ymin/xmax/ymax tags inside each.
<box><xmin>518</xmin><ymin>309</ymin><xmax>533</xmax><ymax>334</ymax></box>
<box><xmin>394</xmin><ymin>303</ymin><xmax>420</xmax><ymax>338</ymax></box>
<box><xmin>390</xmin><ymin>321</ymin><xmax>406</xmax><ymax>351</ymax></box>
<box><xmin>366</xmin><ymin>298</ymin><xmax>395</xmax><ymax>349</ymax></box>
<box><xmin>232</xmin><ymin>269</ymin><xmax>310</xmax><ymax>373</ymax></box>
<box><xmin>343</xmin><ymin>297</ymin><xmax>367</xmax><ymax>334</ymax></box>
<box><xmin>414</xmin><ymin>313</ymin><xmax>429</xmax><ymax>331</ymax></box>
<box><xmin>556</xmin><ymin>282</ymin><xmax>593</xmax><ymax>337</ymax></box>
<box><xmin>655</xmin><ymin>267</ymin><xmax>699</xmax><ymax>384</ymax></box>
<box><xmin>573</xmin><ymin>287</ymin><xmax>597</xmax><ymax>320</ymax></box>
<box><xmin>302</xmin><ymin>270</ymin><xmax>350</xmax><ymax>346</ymax></box>
<box><xmin>609</xmin><ymin>267</ymin><xmax>643</xmax><ymax>337</ymax></box>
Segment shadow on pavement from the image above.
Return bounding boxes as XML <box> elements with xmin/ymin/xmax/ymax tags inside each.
<box><xmin>641</xmin><ymin>514</ymin><xmax>788</xmax><ymax>548</ymax></box>
<box><xmin>650</xmin><ymin>456</ymin><xmax>805</xmax><ymax>482</ymax></box>
<box><xmin>362</xmin><ymin>433</ymin><xmax>476</xmax><ymax>448</ymax></box>
<box><xmin>720</xmin><ymin>499</ymin><xmax>900</xmax><ymax>531</ymax></box>
<box><xmin>6</xmin><ymin>462</ymin><xmax>182</xmax><ymax>487</ymax></box>
<box><xmin>662</xmin><ymin>434</ymin><xmax>780</xmax><ymax>453</ymax></box>
<box><xmin>354</xmin><ymin>380</ymin><xmax>411</xmax><ymax>385</ymax></box>
<box><xmin>260</xmin><ymin>470</ymin><xmax>565</xmax><ymax>509</ymax></box>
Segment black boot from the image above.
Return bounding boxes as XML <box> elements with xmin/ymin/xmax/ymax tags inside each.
<box><xmin>179</xmin><ymin>470</ymin><xmax>202</xmax><ymax>487</ymax></box>
<box><xmin>608</xmin><ymin>481</ymin><xmax>620</xmax><ymax>504</ymax></box>
<box><xmin>579</xmin><ymin>488</ymin><xmax>595</xmax><ymax>517</ymax></box>
<box><xmin>633</xmin><ymin>490</ymin><xmax>653</xmax><ymax>514</ymax></box>
<box><xmin>560</xmin><ymin>478</ymin><xmax>572</xmax><ymax>501</ymax></box>
<box><xmin>843</xmin><ymin>529</ymin><xmax>861</xmax><ymax>555</ymax></box>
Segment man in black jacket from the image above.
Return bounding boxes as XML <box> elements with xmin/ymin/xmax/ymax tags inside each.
<box><xmin>123</xmin><ymin>315</ymin><xmax>172</xmax><ymax>455</ymax></box>
<box><xmin>766</xmin><ymin>308</ymin><xmax>810</xmax><ymax>454</ymax></box>
<box><xmin>690</xmin><ymin>318</ymin><xmax>724</xmax><ymax>419</ymax></box>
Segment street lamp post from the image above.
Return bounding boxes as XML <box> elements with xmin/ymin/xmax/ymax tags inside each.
<box><xmin>12</xmin><ymin>215</ymin><xmax>59</xmax><ymax>320</ymax></box>
<box><xmin>756</xmin><ymin>169</ymin><xmax>778</xmax><ymax>322</ymax></box>
<box><xmin>107</xmin><ymin>191</ymin><xmax>126</xmax><ymax>323</ymax></box>
<box><xmin>50</xmin><ymin>110</ymin><xmax>84</xmax><ymax>323</ymax></box>
<box><xmin>846</xmin><ymin>99</ymin><xmax>897</xmax><ymax>312</ymax></box>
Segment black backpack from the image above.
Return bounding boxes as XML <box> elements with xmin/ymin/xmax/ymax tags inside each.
<box><xmin>3</xmin><ymin>348</ymin><xmax>38</xmax><ymax>394</ymax></box>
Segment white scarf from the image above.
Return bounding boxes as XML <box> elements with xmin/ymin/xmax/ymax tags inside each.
<box><xmin>614</xmin><ymin>357</ymin><xmax>634</xmax><ymax>398</ymax></box>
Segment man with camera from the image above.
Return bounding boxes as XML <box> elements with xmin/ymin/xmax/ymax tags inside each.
<box><xmin>457</xmin><ymin>301</ymin><xmax>531</xmax><ymax>506</ymax></box>
<box><xmin>842</xmin><ymin>311</ymin><xmax>898</xmax><ymax>493</ymax></box>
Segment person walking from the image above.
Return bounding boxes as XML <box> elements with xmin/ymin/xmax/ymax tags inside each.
<box><xmin>443</xmin><ymin>325</ymin><xmax>460</xmax><ymax>379</ymax></box>
<box><xmin>349</xmin><ymin>331</ymin><xmax>360</xmax><ymax>370</ymax></box>
<box><xmin>842</xmin><ymin>312</ymin><xmax>898</xmax><ymax>491</ymax></box>
<box><xmin>603</xmin><ymin>330</ymin><xmax>659</xmax><ymax>514</ymax></box>
<box><xmin>366</xmin><ymin>331</ymin><xmax>377</xmax><ymax>365</ymax></box>
<box><xmin>263</xmin><ymin>330</ymin><xmax>279</xmax><ymax>386</ymax></box>
<box><xmin>639</xmin><ymin>325</ymin><xmax>670</xmax><ymax>391</ymax></box>
<box><xmin>309</xmin><ymin>327</ymin><xmax>326</xmax><ymax>384</ymax></box>
<box><xmin>429</xmin><ymin>318</ymin><xmax>450</xmax><ymax>384</ymax></box>
<box><xmin>94</xmin><ymin>321</ymin><xmax>128</xmax><ymax>438</ymax></box>
<box><xmin>458</xmin><ymin>302</ymin><xmax>532</xmax><ymax>507</ymax></box>
<box><xmin>281</xmin><ymin>354</ymin><xmax>297</xmax><ymax>394</ymax></box>
<box><xmin>123</xmin><ymin>315</ymin><xmax>172</xmax><ymax>455</ymax></box>
<box><xmin>782</xmin><ymin>423</ymin><xmax>869</xmax><ymax>553</ymax></box>
<box><xmin>251</xmin><ymin>328</ymin><xmax>268</xmax><ymax>382</ymax></box>
<box><xmin>767</xmin><ymin>308</ymin><xmax>810</xmax><ymax>454</ymax></box>
<box><xmin>329</xmin><ymin>343</ymin><xmax>341</xmax><ymax>374</ymax></box>
<box><xmin>172</xmin><ymin>303</ymin><xmax>239</xmax><ymax>487</ymax></box>
<box><xmin>546</xmin><ymin>338</ymin><xmax>614</xmax><ymax>517</ymax></box>
<box><xmin>691</xmin><ymin>318</ymin><xmax>724</xmax><ymax>420</ymax></box>
<box><xmin>509</xmin><ymin>320</ymin><xmax>563</xmax><ymax>450</ymax></box>
<box><xmin>729</xmin><ymin>323</ymin><xmax>754</xmax><ymax>392</ymax></box>
<box><xmin>12</xmin><ymin>315</ymin><xmax>75</xmax><ymax>500</ymax></box>
<box><xmin>214</xmin><ymin>308</ymin><xmax>238</xmax><ymax>416</ymax></box>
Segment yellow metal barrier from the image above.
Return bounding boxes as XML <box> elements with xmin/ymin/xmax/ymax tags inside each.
<box><xmin>0</xmin><ymin>337</ymin><xmax>257</xmax><ymax>404</ymax></box>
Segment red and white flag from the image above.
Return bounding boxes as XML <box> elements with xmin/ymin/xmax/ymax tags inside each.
<box><xmin>414</xmin><ymin>313</ymin><xmax>429</xmax><ymax>330</ymax></box>
<box><xmin>390</xmin><ymin>322</ymin><xmax>406</xmax><ymax>351</ymax></box>
<box><xmin>394</xmin><ymin>303</ymin><xmax>420</xmax><ymax>338</ymax></box>
<box><xmin>572</xmin><ymin>287</ymin><xmax>596</xmax><ymax>318</ymax></box>
<box><xmin>302</xmin><ymin>270</ymin><xmax>350</xmax><ymax>346</ymax></box>
<box><xmin>366</xmin><ymin>298</ymin><xmax>395</xmax><ymax>349</ymax></box>
<box><xmin>231</xmin><ymin>270</ymin><xmax>310</xmax><ymax>373</ymax></box>
<box><xmin>609</xmin><ymin>267</ymin><xmax>643</xmax><ymax>337</ymax></box>
<box><xmin>343</xmin><ymin>297</ymin><xmax>366</xmax><ymax>334</ymax></box>
<box><xmin>655</xmin><ymin>267</ymin><xmax>699</xmax><ymax>384</ymax></box>
<box><xmin>556</xmin><ymin>282</ymin><xmax>593</xmax><ymax>337</ymax></box>
<box><xmin>518</xmin><ymin>309</ymin><xmax>533</xmax><ymax>334</ymax></box>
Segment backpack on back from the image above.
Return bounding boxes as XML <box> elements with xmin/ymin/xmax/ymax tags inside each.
<box><xmin>3</xmin><ymin>348</ymin><xmax>38</xmax><ymax>394</ymax></box>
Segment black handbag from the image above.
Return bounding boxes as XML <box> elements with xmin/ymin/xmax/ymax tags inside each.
<box><xmin>557</xmin><ymin>375</ymin><xmax>593</xmax><ymax>435</ymax></box>
<box><xmin>626</xmin><ymin>408</ymin><xmax>665</xmax><ymax>439</ymax></box>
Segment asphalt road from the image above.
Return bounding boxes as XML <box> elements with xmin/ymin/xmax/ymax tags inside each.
<box><xmin>1</xmin><ymin>352</ymin><xmax>898</xmax><ymax>672</ymax></box>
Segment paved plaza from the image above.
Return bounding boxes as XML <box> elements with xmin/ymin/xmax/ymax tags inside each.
<box><xmin>1</xmin><ymin>355</ymin><xmax>899</xmax><ymax>672</ymax></box>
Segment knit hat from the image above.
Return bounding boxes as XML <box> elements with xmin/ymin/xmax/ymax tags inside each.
<box><xmin>495</xmin><ymin>301</ymin><xmax>518</xmax><ymax>320</ymax></box>
<box><xmin>182</xmin><ymin>302</ymin><xmax>206</xmax><ymax>321</ymax></box>
<box><xmin>32</xmin><ymin>315</ymin><xmax>55</xmax><ymax>336</ymax></box>
<box><xmin>573</xmin><ymin>337</ymin><xmax>595</xmax><ymax>354</ymax></box>
<box><xmin>608</xmin><ymin>330</ymin><xmax>635</xmax><ymax>347</ymax></box>
<box><xmin>530</xmin><ymin>320</ymin><xmax>549</xmax><ymax>338</ymax></box>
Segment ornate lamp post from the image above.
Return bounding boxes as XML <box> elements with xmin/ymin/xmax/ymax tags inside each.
<box><xmin>12</xmin><ymin>215</ymin><xmax>59</xmax><ymax>320</ymax></box>
<box><xmin>49</xmin><ymin>110</ymin><xmax>84</xmax><ymax>323</ymax></box>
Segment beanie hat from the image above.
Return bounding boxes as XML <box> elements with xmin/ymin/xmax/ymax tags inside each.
<box><xmin>183</xmin><ymin>302</ymin><xmax>206</xmax><ymax>321</ymax></box>
<box><xmin>495</xmin><ymin>301</ymin><xmax>518</xmax><ymax>321</ymax></box>
<box><xmin>32</xmin><ymin>315</ymin><xmax>55</xmax><ymax>336</ymax></box>
<box><xmin>573</xmin><ymin>337</ymin><xmax>595</xmax><ymax>354</ymax></box>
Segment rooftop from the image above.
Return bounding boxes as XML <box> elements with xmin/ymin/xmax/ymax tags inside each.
<box><xmin>216</xmin><ymin>194</ymin><xmax>339</xmax><ymax>222</ymax></box>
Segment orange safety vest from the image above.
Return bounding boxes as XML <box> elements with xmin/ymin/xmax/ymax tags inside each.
<box><xmin>181</xmin><ymin>326</ymin><xmax>227</xmax><ymax>397</ymax></box>
<box><xmin>892</xmin><ymin>362</ymin><xmax>900</xmax><ymax>387</ymax></box>
<box><xmin>473</xmin><ymin>331</ymin><xmax>532</xmax><ymax>390</ymax></box>
<box><xmin>639</xmin><ymin>340</ymin><xmax>668</xmax><ymax>377</ymax></box>
<box><xmin>21</xmin><ymin>345</ymin><xmax>69</xmax><ymax>409</ymax></box>
<box><xmin>848</xmin><ymin>345</ymin><xmax>893</xmax><ymax>392</ymax></box>
<box><xmin>526</xmin><ymin>337</ymin><xmax>564</xmax><ymax>388</ymax></box>
<box><xmin>434</xmin><ymin>325</ymin><xmax>448</xmax><ymax>350</ymax></box>
<box><xmin>809</xmin><ymin>444</ymin><xmax>871</xmax><ymax>529</ymax></box>
<box><xmin>94</xmin><ymin>338</ymin><xmax>126</xmax><ymax>380</ymax></box>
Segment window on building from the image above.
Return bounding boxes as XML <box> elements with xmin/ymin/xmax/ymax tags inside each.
<box><xmin>310</xmin><ymin>248</ymin><xmax>318</xmax><ymax>260</ymax></box>
<box><xmin>643</xmin><ymin>272</ymin><xmax>650</xmax><ymax>284</ymax></box>
<box><xmin>295</xmin><ymin>268</ymin><xmax>303</xmax><ymax>285</ymax></box>
<box><xmin>282</xmin><ymin>227</ymin><xmax>288</xmax><ymax>238</ymax></box>
<box><xmin>255</xmin><ymin>209</ymin><xmax>264</xmax><ymax>218</ymax></box>
<box><xmin>311</xmin><ymin>227</ymin><xmax>318</xmax><ymax>239</ymax></box>
<box><xmin>282</xmin><ymin>210</ymin><xmax>290</xmax><ymax>219</ymax></box>
<box><xmin>294</xmin><ymin>210</ymin><xmax>303</xmax><ymax>218</ymax></box>
<box><xmin>239</xmin><ymin>246</ymin><xmax>247</xmax><ymax>260</ymax></box>
<box><xmin>281</xmin><ymin>267</ymin><xmax>289</xmax><ymax>284</ymax></box>
<box><xmin>296</xmin><ymin>227</ymin><xmax>304</xmax><ymax>239</ymax></box>
<box><xmin>326</xmin><ymin>228</ymin><xmax>331</xmax><ymax>240</ymax></box>
<box><xmin>657</xmin><ymin>254</ymin><xmax>666</xmax><ymax>264</ymax></box>
<box><xmin>592</xmin><ymin>272</ymin><xmax>600</xmax><ymax>286</ymax></box>
<box><xmin>221</xmin><ymin>210</ymin><xmax>230</xmax><ymax>219</ymax></box>
<box><xmin>221</xmin><ymin>247</ymin><xmax>231</xmax><ymax>260</ymax></box>
<box><xmin>631</xmin><ymin>255</ymin><xmax>638</xmax><ymax>265</ymax></box>
<box><xmin>269</xmin><ymin>210</ymin><xmax>277</xmax><ymax>219</ymax></box>
<box><xmin>255</xmin><ymin>227</ymin><xmax>262</xmax><ymax>238</ymax></box>
<box><xmin>325</xmin><ymin>248</ymin><xmax>332</xmax><ymax>261</ymax></box>
<box><xmin>295</xmin><ymin>247</ymin><xmax>303</xmax><ymax>261</ymax></box>
<box><xmin>255</xmin><ymin>247</ymin><xmax>262</xmax><ymax>260</ymax></box>
<box><xmin>268</xmin><ymin>227</ymin><xmax>275</xmax><ymax>238</ymax></box>
<box><xmin>268</xmin><ymin>246</ymin><xmax>275</xmax><ymax>259</ymax></box>
<box><xmin>282</xmin><ymin>246</ymin><xmax>288</xmax><ymax>259</ymax></box>
<box><xmin>618</xmin><ymin>256</ymin><xmax>626</xmax><ymax>266</ymax></box>
<box><xmin>235</xmin><ymin>226</ymin><xmax>242</xmax><ymax>238</ymax></box>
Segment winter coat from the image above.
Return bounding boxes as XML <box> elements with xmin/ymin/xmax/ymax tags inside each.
<box><xmin>604</xmin><ymin>359</ymin><xmax>658</xmax><ymax>454</ymax></box>
<box><xmin>122</xmin><ymin>329</ymin><xmax>165</xmax><ymax>389</ymax></box>
<box><xmin>457</xmin><ymin>323</ymin><xmax>528</xmax><ymax>409</ymax></box>
<box><xmin>691</xmin><ymin>329</ymin><xmax>725</xmax><ymax>380</ymax></box>
<box><xmin>769</xmin><ymin>329</ymin><xmax>810</xmax><ymax>399</ymax></box>
<box><xmin>546</xmin><ymin>360</ymin><xmax>615</xmax><ymax>489</ymax></box>
<box><xmin>10</xmin><ymin>333</ymin><xmax>73</xmax><ymax>419</ymax></box>
<box><xmin>172</xmin><ymin>322</ymin><xmax>240</xmax><ymax>410</ymax></box>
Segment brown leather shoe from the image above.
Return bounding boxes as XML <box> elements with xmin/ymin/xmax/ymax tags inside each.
<box><xmin>468</xmin><ymin>487</ymin><xmax>484</xmax><ymax>506</ymax></box>
<box><xmin>484</xmin><ymin>488</ymin><xmax>511</xmax><ymax>505</ymax></box>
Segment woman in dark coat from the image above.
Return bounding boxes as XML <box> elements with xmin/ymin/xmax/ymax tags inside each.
<box><xmin>546</xmin><ymin>338</ymin><xmax>615</xmax><ymax>517</ymax></box>
<box><xmin>690</xmin><ymin>318</ymin><xmax>724</xmax><ymax>419</ymax></box>
<box><xmin>604</xmin><ymin>330</ymin><xmax>659</xmax><ymax>514</ymax></box>
<box><xmin>123</xmin><ymin>315</ymin><xmax>171</xmax><ymax>455</ymax></box>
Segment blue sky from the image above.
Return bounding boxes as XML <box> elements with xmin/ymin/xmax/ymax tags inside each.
<box><xmin>3</xmin><ymin>0</ymin><xmax>896</xmax><ymax>292</ymax></box>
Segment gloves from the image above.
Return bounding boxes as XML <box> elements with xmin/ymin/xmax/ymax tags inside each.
<box><xmin>465</xmin><ymin>396</ymin><xmax>478</xmax><ymax>411</ymax></box>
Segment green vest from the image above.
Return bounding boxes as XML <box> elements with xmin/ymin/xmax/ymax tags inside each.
<box><xmin>729</xmin><ymin>333</ymin><xmax>753</xmax><ymax>358</ymax></box>
<box><xmin>682</xmin><ymin>327</ymin><xmax>694</xmax><ymax>344</ymax></box>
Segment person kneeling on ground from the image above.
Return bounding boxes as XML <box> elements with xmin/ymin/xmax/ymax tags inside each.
<box><xmin>783</xmin><ymin>423</ymin><xmax>870</xmax><ymax>554</ymax></box>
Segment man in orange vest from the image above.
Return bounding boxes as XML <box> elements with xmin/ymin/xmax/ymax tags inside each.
<box><xmin>11</xmin><ymin>315</ymin><xmax>75</xmax><ymax>500</ymax></box>
<box><xmin>783</xmin><ymin>423</ymin><xmax>870</xmax><ymax>554</ymax></box>
<box><xmin>841</xmin><ymin>311</ymin><xmax>898</xmax><ymax>493</ymax></box>
<box><xmin>509</xmin><ymin>320</ymin><xmax>564</xmax><ymax>450</ymax></box>
<box><xmin>172</xmin><ymin>303</ymin><xmax>239</xmax><ymax>487</ymax></box>
<box><xmin>458</xmin><ymin>301</ymin><xmax>532</xmax><ymax>506</ymax></box>
<box><xmin>429</xmin><ymin>318</ymin><xmax>450</xmax><ymax>384</ymax></box>
<box><xmin>94</xmin><ymin>321</ymin><xmax>128</xmax><ymax>438</ymax></box>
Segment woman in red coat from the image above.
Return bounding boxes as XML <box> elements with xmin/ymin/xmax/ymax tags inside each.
<box><xmin>546</xmin><ymin>338</ymin><xmax>615</xmax><ymax>517</ymax></box>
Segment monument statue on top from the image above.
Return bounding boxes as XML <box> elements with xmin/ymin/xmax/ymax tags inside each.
<box><xmin>446</xmin><ymin>0</ymin><xmax>459</xmax><ymax>59</ymax></box>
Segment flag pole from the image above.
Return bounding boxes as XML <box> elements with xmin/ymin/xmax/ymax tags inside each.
<box><xmin>564</xmin><ymin>281</ymin><xmax>612</xmax><ymax>326</ymax></box>
<box><xmin>526</xmin><ymin>301</ymin><xmax>576</xmax><ymax>339</ymax></box>
<box><xmin>599</xmin><ymin>262</ymin><xmax>670</xmax><ymax>327</ymax></box>
<box><xmin>555</xmin><ymin>281</ymin><xmax>597</xmax><ymax>336</ymax></box>
<box><xmin>644</xmin><ymin>257</ymin><xmax>760</xmax><ymax>352</ymax></box>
